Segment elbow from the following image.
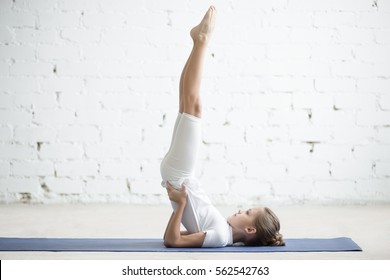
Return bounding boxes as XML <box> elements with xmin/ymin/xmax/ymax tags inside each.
<box><xmin>163</xmin><ymin>237</ymin><xmax>173</xmax><ymax>248</ymax></box>
<box><xmin>163</xmin><ymin>238</ymin><xmax>178</xmax><ymax>248</ymax></box>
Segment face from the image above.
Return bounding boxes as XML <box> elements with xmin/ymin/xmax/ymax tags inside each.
<box><xmin>227</xmin><ymin>207</ymin><xmax>264</xmax><ymax>231</ymax></box>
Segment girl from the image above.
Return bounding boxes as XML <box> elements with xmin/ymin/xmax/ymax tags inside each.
<box><xmin>160</xmin><ymin>6</ymin><xmax>284</xmax><ymax>248</ymax></box>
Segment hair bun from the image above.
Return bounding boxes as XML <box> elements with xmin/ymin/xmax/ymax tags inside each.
<box><xmin>271</xmin><ymin>232</ymin><xmax>285</xmax><ymax>246</ymax></box>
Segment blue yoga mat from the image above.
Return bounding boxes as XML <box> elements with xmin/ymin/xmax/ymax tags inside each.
<box><xmin>0</xmin><ymin>237</ymin><xmax>361</xmax><ymax>252</ymax></box>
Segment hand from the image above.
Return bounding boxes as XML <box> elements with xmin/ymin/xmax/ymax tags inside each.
<box><xmin>166</xmin><ymin>182</ymin><xmax>187</xmax><ymax>205</ymax></box>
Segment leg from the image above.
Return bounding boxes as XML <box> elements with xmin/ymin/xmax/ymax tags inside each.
<box><xmin>180</xmin><ymin>5</ymin><xmax>216</xmax><ymax>118</ymax></box>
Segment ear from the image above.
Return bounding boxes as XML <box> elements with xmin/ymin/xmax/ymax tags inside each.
<box><xmin>245</xmin><ymin>227</ymin><xmax>257</xmax><ymax>235</ymax></box>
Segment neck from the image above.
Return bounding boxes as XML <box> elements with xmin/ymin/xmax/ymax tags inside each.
<box><xmin>231</xmin><ymin>226</ymin><xmax>246</xmax><ymax>244</ymax></box>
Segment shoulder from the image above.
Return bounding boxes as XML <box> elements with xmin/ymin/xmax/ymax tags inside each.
<box><xmin>202</xmin><ymin>227</ymin><xmax>230</xmax><ymax>248</ymax></box>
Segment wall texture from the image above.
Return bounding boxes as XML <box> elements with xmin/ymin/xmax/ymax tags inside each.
<box><xmin>0</xmin><ymin>0</ymin><xmax>389</xmax><ymax>205</ymax></box>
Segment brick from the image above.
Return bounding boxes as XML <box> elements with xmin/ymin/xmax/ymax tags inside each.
<box><xmin>85</xmin><ymin>143</ymin><xmax>122</xmax><ymax>159</ymax></box>
<box><xmin>83</xmin><ymin>12</ymin><xmax>127</xmax><ymax>28</ymax></box>
<box><xmin>99</xmin><ymin>160</ymin><xmax>139</xmax><ymax>178</ymax></box>
<box><xmin>287</xmin><ymin>159</ymin><xmax>331</xmax><ymax>180</ymax></box>
<box><xmin>58</xmin><ymin>126</ymin><xmax>100</xmax><ymax>142</ymax></box>
<box><xmin>0</xmin><ymin>27</ymin><xmax>13</xmax><ymax>43</ymax></box>
<box><xmin>55</xmin><ymin>161</ymin><xmax>98</xmax><ymax>177</ymax></box>
<box><xmin>269</xmin><ymin>77</ymin><xmax>314</xmax><ymax>92</ymax></box>
<box><xmin>312</xmin><ymin>144</ymin><xmax>354</xmax><ymax>161</ymax></box>
<box><xmin>311</xmin><ymin>109</ymin><xmax>355</xmax><ymax>126</ymax></box>
<box><xmin>290</xmin><ymin>28</ymin><xmax>334</xmax><ymax>44</ymax></box>
<box><xmin>353</xmin><ymin>144</ymin><xmax>390</xmax><ymax>161</ymax></box>
<box><xmin>379</xmin><ymin>94</ymin><xmax>390</xmax><ymax>110</ymax></box>
<box><xmin>311</xmin><ymin>44</ymin><xmax>353</xmax><ymax>60</ymax></box>
<box><xmin>289</xmin><ymin>125</ymin><xmax>333</xmax><ymax>142</ymax></box>
<box><xmin>14</xmin><ymin>127</ymin><xmax>57</xmax><ymax>142</ymax></box>
<box><xmin>0</xmin><ymin>45</ymin><xmax>35</xmax><ymax>60</ymax></box>
<box><xmin>0</xmin><ymin>178</ymin><xmax>40</xmax><ymax>193</ymax></box>
<box><xmin>0</xmin><ymin>110</ymin><xmax>32</xmax><ymax>125</ymax></box>
<box><xmin>39</xmin><ymin>143</ymin><xmax>83</xmax><ymax>159</ymax></box>
<box><xmin>0</xmin><ymin>127</ymin><xmax>12</xmax><ymax>141</ymax></box>
<box><xmin>101</xmin><ymin>93</ymin><xmax>144</xmax><ymax>110</ymax></box>
<box><xmin>288</xmin><ymin>0</ymin><xmax>370</xmax><ymax>11</ymax></box>
<box><xmin>83</xmin><ymin>46</ymin><xmax>126</xmax><ymax>61</ymax></box>
<box><xmin>357</xmin><ymin>12</ymin><xmax>390</xmax><ymax>28</ymax></box>
<box><xmin>203</xmin><ymin>125</ymin><xmax>245</xmax><ymax>145</ymax></box>
<box><xmin>10</xmin><ymin>62</ymin><xmax>53</xmax><ymax>76</ymax></box>
<box><xmin>85</xmin><ymin>78</ymin><xmax>128</xmax><ymax>92</ymax></box>
<box><xmin>335</xmin><ymin>27</ymin><xmax>375</xmax><ymax>44</ymax></box>
<box><xmin>268</xmin><ymin>142</ymin><xmax>311</xmax><ymax>161</ymax></box>
<box><xmin>375</xmin><ymin>161</ymin><xmax>390</xmax><ymax>177</ymax></box>
<box><xmin>268</xmin><ymin>110</ymin><xmax>309</xmax><ymax>126</ymax></box>
<box><xmin>34</xmin><ymin>109</ymin><xmax>76</xmax><ymax>125</ymax></box>
<box><xmin>75</xmin><ymin>110</ymin><xmax>121</xmax><ymax>125</ymax></box>
<box><xmin>230</xmin><ymin>178</ymin><xmax>272</xmax><ymax>196</ymax></box>
<box><xmin>85</xmin><ymin>179</ymin><xmax>128</xmax><ymax>194</ymax></box>
<box><xmin>36</xmin><ymin>44</ymin><xmax>80</xmax><ymax>60</ymax></box>
<box><xmin>313</xmin><ymin>12</ymin><xmax>356</xmax><ymax>28</ymax></box>
<box><xmin>60</xmin><ymin>92</ymin><xmax>100</xmax><ymax>110</ymax></box>
<box><xmin>0</xmin><ymin>77</ymin><xmax>38</xmax><ymax>92</ymax></box>
<box><xmin>270</xmin><ymin>59</ymin><xmax>331</xmax><ymax>77</ymax></box>
<box><xmin>101</xmin><ymin>28</ymin><xmax>148</xmax><ymax>46</ymax></box>
<box><xmin>40</xmin><ymin>77</ymin><xmax>84</xmax><ymax>92</ymax></box>
<box><xmin>313</xmin><ymin>180</ymin><xmax>359</xmax><ymax>201</ymax></box>
<box><xmin>330</xmin><ymin>160</ymin><xmax>373</xmax><ymax>179</ymax></box>
<box><xmin>44</xmin><ymin>177</ymin><xmax>84</xmax><ymax>194</ymax></box>
<box><xmin>376</xmin><ymin>127</ymin><xmax>390</xmax><ymax>144</ymax></box>
<box><xmin>245</xmin><ymin>126</ymin><xmax>289</xmax><ymax>143</ymax></box>
<box><xmin>355</xmin><ymin>178</ymin><xmax>390</xmax><ymax>200</ymax></box>
<box><xmin>12</xmin><ymin>161</ymin><xmax>54</xmax><ymax>176</ymax></box>
<box><xmin>12</xmin><ymin>93</ymin><xmax>57</xmax><ymax>109</ymax></box>
<box><xmin>268</xmin><ymin>44</ymin><xmax>311</xmax><ymax>60</ymax></box>
<box><xmin>314</xmin><ymin>78</ymin><xmax>356</xmax><ymax>93</ymax></box>
<box><xmin>131</xmin><ymin>179</ymin><xmax>165</xmax><ymax>195</ymax></box>
<box><xmin>266</xmin><ymin>11</ymin><xmax>312</xmax><ymax>28</ymax></box>
<box><xmin>250</xmin><ymin>93</ymin><xmax>292</xmax><ymax>110</ymax></box>
<box><xmin>56</xmin><ymin>62</ymin><xmax>100</xmax><ymax>76</ymax></box>
<box><xmin>0</xmin><ymin>12</ymin><xmax>36</xmax><ymax>27</ymax></box>
<box><xmin>292</xmin><ymin>92</ymin><xmax>334</xmax><ymax>109</ymax></box>
<box><xmin>58</xmin><ymin>0</ymin><xmax>100</xmax><ymax>11</ymax></box>
<box><xmin>0</xmin><ymin>162</ymin><xmax>10</xmax><ymax>176</ymax></box>
<box><xmin>61</xmin><ymin>29</ymin><xmax>101</xmax><ymax>44</ymax></box>
<box><xmin>246</xmin><ymin>161</ymin><xmax>288</xmax><ymax>180</ymax></box>
<box><xmin>356</xmin><ymin>111</ymin><xmax>390</xmax><ymax>126</ymax></box>
<box><xmin>38</xmin><ymin>12</ymin><xmax>81</xmax><ymax>28</ymax></box>
<box><xmin>14</xmin><ymin>29</ymin><xmax>60</xmax><ymax>44</ymax></box>
<box><xmin>334</xmin><ymin>93</ymin><xmax>376</xmax><ymax>111</ymax></box>
<box><xmin>226</xmin><ymin>143</ymin><xmax>269</xmax><ymax>161</ymax></box>
<box><xmin>226</xmin><ymin>110</ymin><xmax>268</xmax><ymax>126</ymax></box>
<box><xmin>331</xmin><ymin>126</ymin><xmax>376</xmax><ymax>145</ymax></box>
<box><xmin>273</xmin><ymin>180</ymin><xmax>313</xmax><ymax>198</ymax></box>
<box><xmin>354</xmin><ymin>45</ymin><xmax>390</xmax><ymax>63</ymax></box>
<box><xmin>357</xmin><ymin>78</ymin><xmax>390</xmax><ymax>93</ymax></box>
<box><xmin>201</xmin><ymin>178</ymin><xmax>229</xmax><ymax>195</ymax></box>
<box><xmin>102</xmin><ymin>126</ymin><xmax>141</xmax><ymax>143</ymax></box>
<box><xmin>374</xmin><ymin>29</ymin><xmax>390</xmax><ymax>44</ymax></box>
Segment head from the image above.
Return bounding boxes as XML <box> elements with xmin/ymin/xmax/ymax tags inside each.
<box><xmin>227</xmin><ymin>207</ymin><xmax>285</xmax><ymax>246</ymax></box>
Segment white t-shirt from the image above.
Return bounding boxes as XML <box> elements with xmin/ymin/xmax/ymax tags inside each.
<box><xmin>162</xmin><ymin>178</ymin><xmax>233</xmax><ymax>248</ymax></box>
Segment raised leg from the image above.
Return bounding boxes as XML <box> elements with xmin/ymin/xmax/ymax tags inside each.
<box><xmin>179</xmin><ymin>6</ymin><xmax>216</xmax><ymax>118</ymax></box>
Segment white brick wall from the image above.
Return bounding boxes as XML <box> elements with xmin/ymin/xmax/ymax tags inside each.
<box><xmin>0</xmin><ymin>0</ymin><xmax>389</xmax><ymax>205</ymax></box>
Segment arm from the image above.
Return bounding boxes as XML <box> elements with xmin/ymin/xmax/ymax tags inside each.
<box><xmin>163</xmin><ymin>183</ymin><xmax>206</xmax><ymax>248</ymax></box>
<box><xmin>163</xmin><ymin>212</ymin><xmax>189</xmax><ymax>240</ymax></box>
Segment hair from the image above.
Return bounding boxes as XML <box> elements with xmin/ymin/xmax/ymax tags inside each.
<box><xmin>245</xmin><ymin>207</ymin><xmax>285</xmax><ymax>246</ymax></box>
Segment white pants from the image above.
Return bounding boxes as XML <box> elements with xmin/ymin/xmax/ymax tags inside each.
<box><xmin>160</xmin><ymin>112</ymin><xmax>202</xmax><ymax>188</ymax></box>
<box><xmin>160</xmin><ymin>112</ymin><xmax>203</xmax><ymax>233</ymax></box>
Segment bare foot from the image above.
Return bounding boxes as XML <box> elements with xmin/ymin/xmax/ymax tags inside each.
<box><xmin>190</xmin><ymin>5</ymin><xmax>216</xmax><ymax>43</ymax></box>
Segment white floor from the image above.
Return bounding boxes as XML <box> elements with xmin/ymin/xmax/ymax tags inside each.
<box><xmin>1</xmin><ymin>204</ymin><xmax>389</xmax><ymax>260</ymax></box>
